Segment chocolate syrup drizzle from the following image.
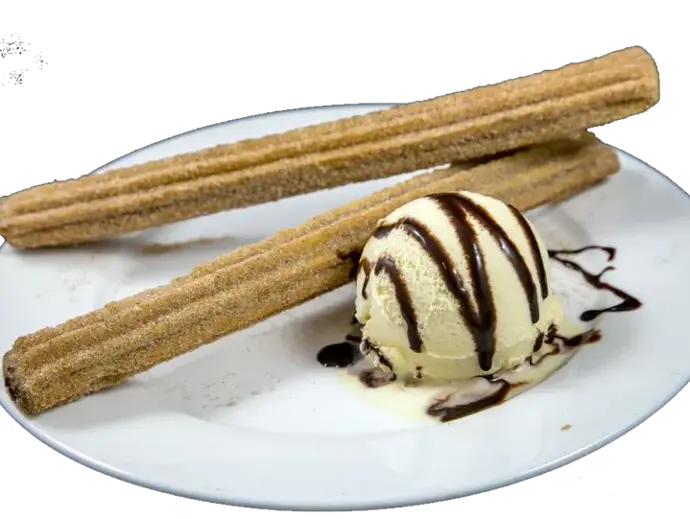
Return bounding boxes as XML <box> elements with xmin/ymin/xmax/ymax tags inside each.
<box><xmin>547</xmin><ymin>247</ymin><xmax>641</xmax><ymax>321</ymax></box>
<box><xmin>438</xmin><ymin>194</ymin><xmax>544</xmax><ymax>324</ymax></box>
<box><xmin>359</xmin><ymin>193</ymin><xmax>549</xmax><ymax>371</ymax></box>
<box><xmin>427</xmin><ymin>381</ymin><xmax>513</xmax><ymax>423</ymax></box>
<box><xmin>427</xmin><ymin>327</ymin><xmax>602</xmax><ymax>422</ymax></box>
<box><xmin>372</xmin><ymin>217</ymin><xmax>478</xmax><ymax>355</ymax></box>
<box><xmin>549</xmin><ymin>245</ymin><xmax>616</xmax><ymax>262</ymax></box>
<box><xmin>372</xmin><ymin>256</ymin><xmax>423</xmax><ymax>353</ymax></box>
<box><xmin>359</xmin><ymin>338</ymin><xmax>397</xmax><ymax>387</ymax></box>
<box><xmin>509</xmin><ymin>205</ymin><xmax>549</xmax><ymax>298</ymax></box>
<box><xmin>361</xmin><ymin>338</ymin><xmax>395</xmax><ymax>373</ymax></box>
<box><xmin>358</xmin><ymin>258</ymin><xmax>372</xmax><ymax>298</ymax></box>
<box><xmin>527</xmin><ymin>326</ymin><xmax>602</xmax><ymax>368</ymax></box>
<box><xmin>532</xmin><ymin>331</ymin><xmax>545</xmax><ymax>353</ymax></box>
<box><xmin>431</xmin><ymin>194</ymin><xmax>497</xmax><ymax>371</ymax></box>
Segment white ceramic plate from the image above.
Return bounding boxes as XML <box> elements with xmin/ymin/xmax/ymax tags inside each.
<box><xmin>2</xmin><ymin>105</ymin><xmax>689</xmax><ymax>511</ymax></box>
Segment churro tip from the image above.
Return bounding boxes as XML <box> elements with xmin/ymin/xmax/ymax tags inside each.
<box><xmin>600</xmin><ymin>45</ymin><xmax>659</xmax><ymax>107</ymax></box>
<box><xmin>619</xmin><ymin>44</ymin><xmax>653</xmax><ymax>58</ymax></box>
<box><xmin>3</xmin><ymin>352</ymin><xmax>24</xmax><ymax>412</ymax></box>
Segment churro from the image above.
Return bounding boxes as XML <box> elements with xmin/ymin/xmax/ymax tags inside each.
<box><xmin>0</xmin><ymin>46</ymin><xmax>656</xmax><ymax>249</ymax></box>
<box><xmin>3</xmin><ymin>134</ymin><xmax>619</xmax><ymax>414</ymax></box>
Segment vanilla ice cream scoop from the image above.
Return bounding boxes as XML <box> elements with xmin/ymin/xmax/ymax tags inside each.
<box><xmin>354</xmin><ymin>190</ymin><xmax>564</xmax><ymax>383</ymax></box>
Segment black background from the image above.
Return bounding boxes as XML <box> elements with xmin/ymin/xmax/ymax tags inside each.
<box><xmin>0</xmin><ymin>32</ymin><xmax>688</xmax><ymax>514</ymax></box>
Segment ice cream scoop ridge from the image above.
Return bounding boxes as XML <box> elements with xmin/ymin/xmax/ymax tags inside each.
<box><xmin>354</xmin><ymin>191</ymin><xmax>565</xmax><ymax>383</ymax></box>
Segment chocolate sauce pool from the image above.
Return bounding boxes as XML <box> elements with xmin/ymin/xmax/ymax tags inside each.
<box><xmin>316</xmin><ymin>342</ymin><xmax>359</xmax><ymax>368</ymax></box>
<box><xmin>317</xmin><ymin>333</ymin><xmax>361</xmax><ymax>368</ymax></box>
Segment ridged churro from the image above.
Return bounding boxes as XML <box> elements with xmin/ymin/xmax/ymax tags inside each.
<box><xmin>3</xmin><ymin>134</ymin><xmax>619</xmax><ymax>414</ymax></box>
<box><xmin>0</xmin><ymin>46</ymin><xmax>656</xmax><ymax>249</ymax></box>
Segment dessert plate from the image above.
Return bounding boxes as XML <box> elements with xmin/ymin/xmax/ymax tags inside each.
<box><xmin>1</xmin><ymin>105</ymin><xmax>689</xmax><ymax>511</ymax></box>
